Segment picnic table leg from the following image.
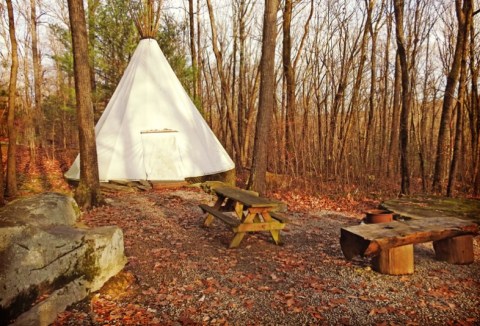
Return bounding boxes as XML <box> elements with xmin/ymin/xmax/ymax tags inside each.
<box><xmin>261</xmin><ymin>212</ymin><xmax>282</xmax><ymax>245</ymax></box>
<box><xmin>229</xmin><ymin>232</ymin><xmax>246</xmax><ymax>248</ymax></box>
<box><xmin>234</xmin><ymin>202</ymin><xmax>244</xmax><ymax>220</ymax></box>
<box><xmin>229</xmin><ymin>211</ymin><xmax>257</xmax><ymax>248</ymax></box>
<box><xmin>203</xmin><ymin>196</ymin><xmax>226</xmax><ymax>227</ymax></box>
<box><xmin>270</xmin><ymin>230</ymin><xmax>281</xmax><ymax>244</ymax></box>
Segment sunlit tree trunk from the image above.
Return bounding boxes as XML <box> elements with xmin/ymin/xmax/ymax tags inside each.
<box><xmin>283</xmin><ymin>0</ymin><xmax>295</xmax><ymax>173</ymax></box>
<box><xmin>196</xmin><ymin>0</ymin><xmax>203</xmax><ymax>110</ymax></box>
<box><xmin>30</xmin><ymin>0</ymin><xmax>43</xmax><ymax>148</ymax></box>
<box><xmin>364</xmin><ymin>0</ymin><xmax>376</xmax><ymax>167</ymax></box>
<box><xmin>6</xmin><ymin>0</ymin><xmax>19</xmax><ymax>198</ymax></box>
<box><xmin>67</xmin><ymin>0</ymin><xmax>103</xmax><ymax>209</ymax></box>
<box><xmin>388</xmin><ymin>52</ymin><xmax>401</xmax><ymax>178</ymax></box>
<box><xmin>188</xmin><ymin>0</ymin><xmax>198</xmax><ymax>100</ymax></box>
<box><xmin>381</xmin><ymin>7</ymin><xmax>392</xmax><ymax>177</ymax></box>
<box><xmin>237</xmin><ymin>0</ymin><xmax>248</xmax><ymax>168</ymax></box>
<box><xmin>248</xmin><ymin>0</ymin><xmax>279</xmax><ymax>195</ymax></box>
<box><xmin>432</xmin><ymin>0</ymin><xmax>472</xmax><ymax>194</ymax></box>
<box><xmin>87</xmin><ymin>0</ymin><xmax>99</xmax><ymax>116</ymax></box>
<box><xmin>0</xmin><ymin>143</ymin><xmax>4</xmax><ymax>206</ymax></box>
<box><xmin>470</xmin><ymin>12</ymin><xmax>480</xmax><ymax>195</ymax></box>
<box><xmin>447</xmin><ymin>3</ymin><xmax>472</xmax><ymax>197</ymax></box>
<box><xmin>205</xmin><ymin>0</ymin><xmax>241</xmax><ymax>161</ymax></box>
<box><xmin>393</xmin><ymin>0</ymin><xmax>411</xmax><ymax>195</ymax></box>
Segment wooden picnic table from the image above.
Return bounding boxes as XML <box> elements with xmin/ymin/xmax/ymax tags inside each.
<box><xmin>200</xmin><ymin>185</ymin><xmax>288</xmax><ymax>248</ymax></box>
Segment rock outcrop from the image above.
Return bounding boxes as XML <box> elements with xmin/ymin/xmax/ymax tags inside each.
<box><xmin>0</xmin><ymin>192</ymin><xmax>127</xmax><ymax>325</ymax></box>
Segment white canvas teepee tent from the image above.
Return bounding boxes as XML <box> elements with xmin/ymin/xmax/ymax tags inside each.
<box><xmin>65</xmin><ymin>38</ymin><xmax>234</xmax><ymax>182</ymax></box>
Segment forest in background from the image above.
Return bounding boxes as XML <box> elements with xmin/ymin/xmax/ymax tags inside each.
<box><xmin>1</xmin><ymin>0</ymin><xmax>480</xmax><ymax>199</ymax></box>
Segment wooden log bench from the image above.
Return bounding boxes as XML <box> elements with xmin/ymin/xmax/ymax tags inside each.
<box><xmin>340</xmin><ymin>217</ymin><xmax>478</xmax><ymax>275</ymax></box>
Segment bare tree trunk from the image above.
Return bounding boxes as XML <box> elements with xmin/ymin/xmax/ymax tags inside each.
<box><xmin>418</xmin><ymin>35</ymin><xmax>431</xmax><ymax>192</ymax></box>
<box><xmin>364</xmin><ymin>0</ymin><xmax>376</xmax><ymax>167</ymax></box>
<box><xmin>248</xmin><ymin>0</ymin><xmax>279</xmax><ymax>195</ymax></box>
<box><xmin>67</xmin><ymin>0</ymin><xmax>103</xmax><ymax>209</ymax></box>
<box><xmin>0</xmin><ymin>141</ymin><xmax>4</xmax><ymax>206</ymax></box>
<box><xmin>236</xmin><ymin>0</ymin><xmax>248</xmax><ymax>168</ymax></box>
<box><xmin>30</xmin><ymin>0</ymin><xmax>43</xmax><ymax>147</ymax></box>
<box><xmin>447</xmin><ymin>98</ymin><xmax>464</xmax><ymax>197</ymax></box>
<box><xmin>205</xmin><ymin>0</ymin><xmax>241</xmax><ymax>162</ymax></box>
<box><xmin>87</xmin><ymin>0</ymin><xmax>99</xmax><ymax>116</ymax></box>
<box><xmin>381</xmin><ymin>6</ymin><xmax>392</xmax><ymax>176</ymax></box>
<box><xmin>393</xmin><ymin>0</ymin><xmax>411</xmax><ymax>195</ymax></box>
<box><xmin>283</xmin><ymin>0</ymin><xmax>295</xmax><ymax>172</ymax></box>
<box><xmin>470</xmin><ymin>15</ymin><xmax>480</xmax><ymax>195</ymax></box>
<box><xmin>188</xmin><ymin>0</ymin><xmax>198</xmax><ymax>100</ymax></box>
<box><xmin>388</xmin><ymin>52</ymin><xmax>401</xmax><ymax>178</ymax></box>
<box><xmin>196</xmin><ymin>0</ymin><xmax>203</xmax><ymax>109</ymax></box>
<box><xmin>6</xmin><ymin>0</ymin><xmax>19</xmax><ymax>198</ymax></box>
<box><xmin>432</xmin><ymin>0</ymin><xmax>472</xmax><ymax>194</ymax></box>
<box><xmin>447</xmin><ymin>6</ymin><xmax>472</xmax><ymax>196</ymax></box>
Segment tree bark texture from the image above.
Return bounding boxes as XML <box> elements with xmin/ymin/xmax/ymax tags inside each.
<box><xmin>393</xmin><ymin>0</ymin><xmax>411</xmax><ymax>195</ymax></box>
<box><xmin>432</xmin><ymin>0</ymin><xmax>472</xmax><ymax>194</ymax></box>
<box><xmin>6</xmin><ymin>0</ymin><xmax>19</xmax><ymax>198</ymax></box>
<box><xmin>469</xmin><ymin>16</ymin><xmax>480</xmax><ymax>195</ymax></box>
<box><xmin>30</xmin><ymin>0</ymin><xmax>43</xmax><ymax>146</ymax></box>
<box><xmin>0</xmin><ymin>143</ymin><xmax>4</xmax><ymax>206</ymax></box>
<box><xmin>67</xmin><ymin>0</ymin><xmax>103</xmax><ymax>209</ymax></box>
<box><xmin>248</xmin><ymin>0</ymin><xmax>279</xmax><ymax>195</ymax></box>
<box><xmin>283</xmin><ymin>0</ymin><xmax>296</xmax><ymax>172</ymax></box>
<box><xmin>188</xmin><ymin>0</ymin><xmax>198</xmax><ymax>100</ymax></box>
<box><xmin>206</xmin><ymin>0</ymin><xmax>241</xmax><ymax>162</ymax></box>
<box><xmin>447</xmin><ymin>7</ymin><xmax>472</xmax><ymax>196</ymax></box>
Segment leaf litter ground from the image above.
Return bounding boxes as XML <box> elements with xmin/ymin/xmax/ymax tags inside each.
<box><xmin>7</xmin><ymin>147</ymin><xmax>480</xmax><ymax>325</ymax></box>
<box><xmin>53</xmin><ymin>187</ymin><xmax>479</xmax><ymax>326</ymax></box>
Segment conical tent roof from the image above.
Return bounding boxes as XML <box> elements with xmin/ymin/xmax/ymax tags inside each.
<box><xmin>65</xmin><ymin>38</ymin><xmax>234</xmax><ymax>182</ymax></box>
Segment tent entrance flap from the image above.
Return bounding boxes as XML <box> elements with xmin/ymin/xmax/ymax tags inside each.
<box><xmin>140</xmin><ymin>130</ymin><xmax>185</xmax><ymax>181</ymax></box>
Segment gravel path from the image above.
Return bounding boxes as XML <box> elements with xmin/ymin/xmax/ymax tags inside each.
<box><xmin>55</xmin><ymin>188</ymin><xmax>480</xmax><ymax>325</ymax></box>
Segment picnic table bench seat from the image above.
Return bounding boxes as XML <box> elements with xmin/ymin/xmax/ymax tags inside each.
<box><xmin>340</xmin><ymin>216</ymin><xmax>478</xmax><ymax>275</ymax></box>
<box><xmin>270</xmin><ymin>211</ymin><xmax>289</xmax><ymax>223</ymax></box>
<box><xmin>199</xmin><ymin>204</ymin><xmax>240</xmax><ymax>228</ymax></box>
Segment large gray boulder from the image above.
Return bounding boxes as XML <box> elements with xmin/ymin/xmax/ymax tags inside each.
<box><xmin>0</xmin><ymin>193</ymin><xmax>127</xmax><ymax>325</ymax></box>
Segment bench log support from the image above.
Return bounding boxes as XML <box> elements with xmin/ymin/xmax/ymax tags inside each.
<box><xmin>433</xmin><ymin>235</ymin><xmax>474</xmax><ymax>264</ymax></box>
<box><xmin>372</xmin><ymin>245</ymin><xmax>414</xmax><ymax>275</ymax></box>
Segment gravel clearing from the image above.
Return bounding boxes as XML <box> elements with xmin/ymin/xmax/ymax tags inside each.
<box><xmin>54</xmin><ymin>188</ymin><xmax>479</xmax><ymax>325</ymax></box>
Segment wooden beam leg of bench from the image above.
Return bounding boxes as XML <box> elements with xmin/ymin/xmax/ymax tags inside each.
<box><xmin>372</xmin><ymin>244</ymin><xmax>414</xmax><ymax>275</ymax></box>
<box><xmin>433</xmin><ymin>235</ymin><xmax>474</xmax><ymax>264</ymax></box>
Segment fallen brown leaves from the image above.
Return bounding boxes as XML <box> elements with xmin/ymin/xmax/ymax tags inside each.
<box><xmin>7</xmin><ymin>148</ymin><xmax>480</xmax><ymax>325</ymax></box>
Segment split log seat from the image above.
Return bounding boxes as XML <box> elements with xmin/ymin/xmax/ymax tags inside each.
<box><xmin>340</xmin><ymin>217</ymin><xmax>478</xmax><ymax>275</ymax></box>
